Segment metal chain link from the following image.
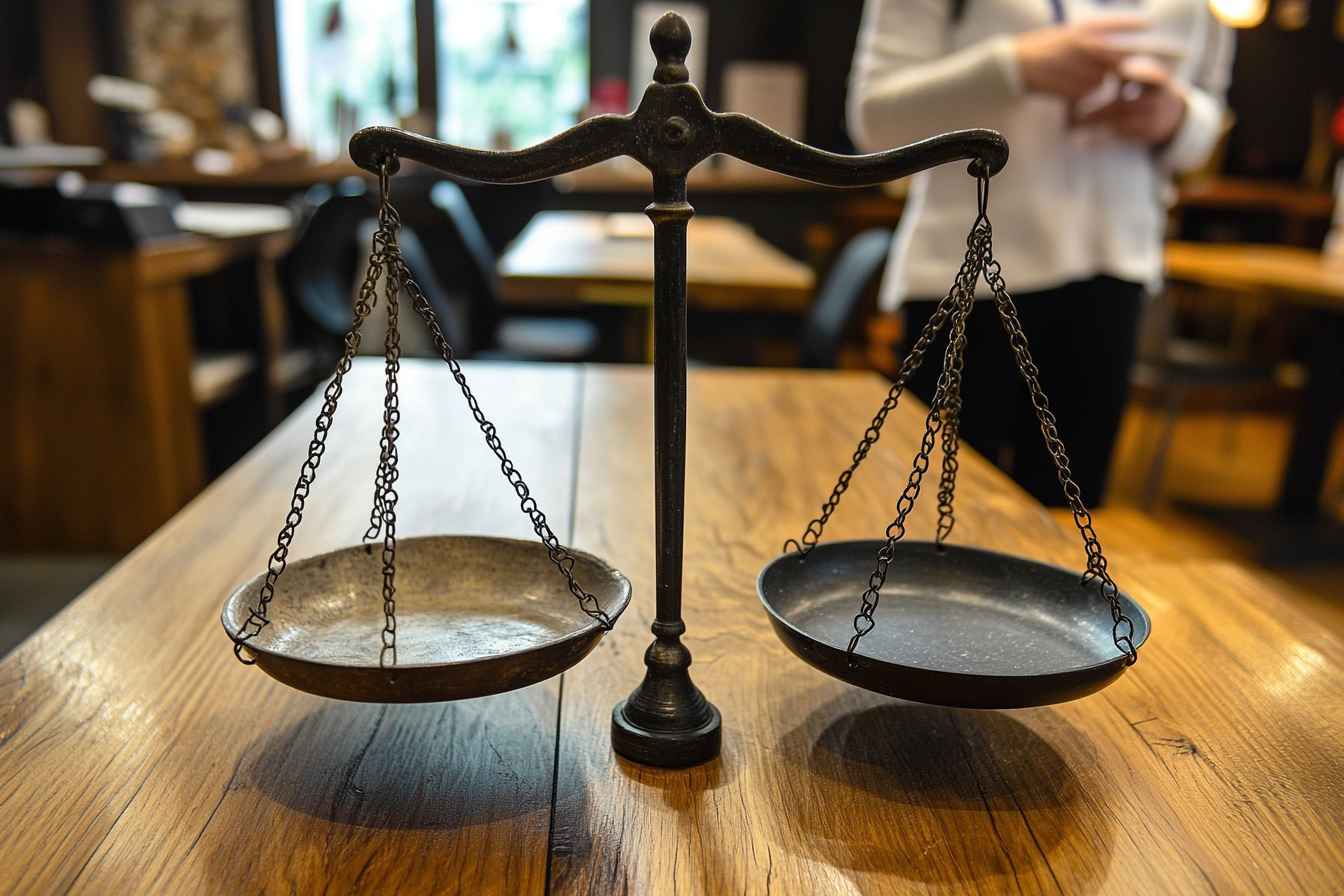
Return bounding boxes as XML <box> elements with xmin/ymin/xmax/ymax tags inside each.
<box><xmin>783</xmin><ymin>224</ymin><xmax>986</xmax><ymax>557</ymax></box>
<box><xmin>933</xmin><ymin>178</ymin><xmax>990</xmax><ymax>546</ymax></box>
<box><xmin>361</xmin><ymin>157</ymin><xmax>615</xmax><ymax>631</ymax></box>
<box><xmin>231</xmin><ymin>163</ymin><xmax>399</xmax><ymax>664</ymax></box>
<box><xmin>364</xmin><ymin>198</ymin><xmax>401</xmax><ymax>544</ymax></box>
<box><xmin>841</xmin><ymin>173</ymin><xmax>1137</xmax><ymax>665</ymax></box>
<box><xmin>361</xmin><ymin>190</ymin><xmax>404</xmax><ymax>669</ymax></box>
<box><xmin>233</xmin><ymin>157</ymin><xmax>615</xmax><ymax>666</ymax></box>
<box><xmin>976</xmin><ymin>179</ymin><xmax>1137</xmax><ymax>664</ymax></box>
<box><xmin>846</xmin><ymin>229</ymin><xmax>982</xmax><ymax>657</ymax></box>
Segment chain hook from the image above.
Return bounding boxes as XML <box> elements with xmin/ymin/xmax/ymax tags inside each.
<box><xmin>378</xmin><ymin>155</ymin><xmax>395</xmax><ymax>203</ymax></box>
<box><xmin>975</xmin><ymin>172</ymin><xmax>990</xmax><ymax>228</ymax></box>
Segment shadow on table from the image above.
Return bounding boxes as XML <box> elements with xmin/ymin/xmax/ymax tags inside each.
<box><xmin>244</xmin><ymin>691</ymin><xmax>572</xmax><ymax>831</ymax></box>
<box><xmin>774</xmin><ymin>691</ymin><xmax>1114</xmax><ymax>892</ymax></box>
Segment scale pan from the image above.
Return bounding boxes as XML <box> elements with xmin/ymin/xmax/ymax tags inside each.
<box><xmin>222</xmin><ymin>535</ymin><xmax>630</xmax><ymax>703</ymax></box>
<box><xmin>758</xmin><ymin>540</ymin><xmax>1149</xmax><ymax>708</ymax></box>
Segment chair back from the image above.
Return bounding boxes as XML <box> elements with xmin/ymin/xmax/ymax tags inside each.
<box><xmin>280</xmin><ymin>181</ymin><xmax>374</xmax><ymax>337</ymax></box>
<box><xmin>355</xmin><ymin>218</ymin><xmax>473</xmax><ymax>355</ymax></box>
<box><xmin>799</xmin><ymin>228</ymin><xmax>892</xmax><ymax>368</ymax></box>
<box><xmin>429</xmin><ymin>180</ymin><xmax>503</xmax><ymax>351</ymax></box>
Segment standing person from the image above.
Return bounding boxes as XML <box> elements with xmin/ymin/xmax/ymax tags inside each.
<box><xmin>848</xmin><ymin>0</ymin><xmax>1233</xmax><ymax>506</ymax></box>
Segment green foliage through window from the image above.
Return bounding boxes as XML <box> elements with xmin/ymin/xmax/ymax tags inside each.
<box><xmin>436</xmin><ymin>0</ymin><xmax>589</xmax><ymax>150</ymax></box>
<box><xmin>277</xmin><ymin>0</ymin><xmax>419</xmax><ymax>160</ymax></box>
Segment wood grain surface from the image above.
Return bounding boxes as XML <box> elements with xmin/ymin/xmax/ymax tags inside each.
<box><xmin>0</xmin><ymin>361</ymin><xmax>581</xmax><ymax>893</ymax></box>
<box><xmin>497</xmin><ymin>212</ymin><xmax>815</xmax><ymax>311</ymax></box>
<box><xmin>3</xmin><ymin>362</ymin><xmax>1342</xmax><ymax>894</ymax></box>
<box><xmin>557</xmin><ymin>368</ymin><xmax>1344</xmax><ymax>894</ymax></box>
<box><xmin>1165</xmin><ymin>242</ymin><xmax>1344</xmax><ymax>310</ymax></box>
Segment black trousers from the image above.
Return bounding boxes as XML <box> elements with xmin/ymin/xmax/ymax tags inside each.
<box><xmin>902</xmin><ymin>276</ymin><xmax>1143</xmax><ymax>508</ymax></box>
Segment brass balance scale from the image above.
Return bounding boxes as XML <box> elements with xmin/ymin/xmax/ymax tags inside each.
<box><xmin>222</xmin><ymin>12</ymin><xmax>1149</xmax><ymax>769</ymax></box>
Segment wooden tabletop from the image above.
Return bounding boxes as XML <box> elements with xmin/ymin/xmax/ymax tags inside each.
<box><xmin>497</xmin><ymin>211</ymin><xmax>815</xmax><ymax>311</ymax></box>
<box><xmin>1174</xmin><ymin>177</ymin><xmax>1335</xmax><ymax>219</ymax></box>
<box><xmin>3</xmin><ymin>361</ymin><xmax>1341</xmax><ymax>893</ymax></box>
<box><xmin>94</xmin><ymin>157</ymin><xmax>366</xmax><ymax>190</ymax></box>
<box><xmin>1165</xmin><ymin>241</ymin><xmax>1344</xmax><ymax>311</ymax></box>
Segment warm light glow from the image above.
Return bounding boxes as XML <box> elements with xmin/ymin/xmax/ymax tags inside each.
<box><xmin>1208</xmin><ymin>0</ymin><xmax>1268</xmax><ymax>27</ymax></box>
<box><xmin>1267</xmin><ymin>643</ymin><xmax>1326</xmax><ymax>699</ymax></box>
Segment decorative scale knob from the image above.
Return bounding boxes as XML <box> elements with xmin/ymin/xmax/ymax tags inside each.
<box><xmin>650</xmin><ymin>12</ymin><xmax>691</xmax><ymax>84</ymax></box>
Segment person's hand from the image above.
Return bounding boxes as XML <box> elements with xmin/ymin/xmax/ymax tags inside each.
<box><xmin>1014</xmin><ymin>17</ymin><xmax>1147</xmax><ymax>101</ymax></box>
<box><xmin>1074</xmin><ymin>59</ymin><xmax>1188</xmax><ymax>146</ymax></box>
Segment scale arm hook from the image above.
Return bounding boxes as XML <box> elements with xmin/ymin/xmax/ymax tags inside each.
<box><xmin>350</xmin><ymin>115</ymin><xmax>638</xmax><ymax>185</ymax></box>
<box><xmin>713</xmin><ymin>114</ymin><xmax>1008</xmax><ymax>188</ymax></box>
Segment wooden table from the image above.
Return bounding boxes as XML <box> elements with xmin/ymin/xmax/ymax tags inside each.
<box><xmin>94</xmin><ymin>158</ymin><xmax>367</xmax><ymax>191</ymax></box>
<box><xmin>498</xmin><ymin>211</ymin><xmax>814</xmax><ymax>360</ymax></box>
<box><xmin>1165</xmin><ymin>242</ymin><xmax>1344</xmax><ymax>311</ymax></box>
<box><xmin>1174</xmin><ymin>177</ymin><xmax>1335</xmax><ymax>246</ymax></box>
<box><xmin>0</xmin><ymin>226</ymin><xmax>295</xmax><ymax>552</ymax></box>
<box><xmin>3</xmin><ymin>361</ymin><xmax>1341</xmax><ymax>893</ymax></box>
<box><xmin>499</xmin><ymin>211</ymin><xmax>814</xmax><ymax>311</ymax></box>
<box><xmin>1165</xmin><ymin>242</ymin><xmax>1344</xmax><ymax>524</ymax></box>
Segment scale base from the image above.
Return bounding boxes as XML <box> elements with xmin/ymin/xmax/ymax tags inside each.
<box><xmin>610</xmin><ymin>620</ymin><xmax>721</xmax><ymax>767</ymax></box>
<box><xmin>612</xmin><ymin>698</ymin><xmax>721</xmax><ymax>768</ymax></box>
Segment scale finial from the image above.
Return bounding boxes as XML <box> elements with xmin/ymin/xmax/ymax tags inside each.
<box><xmin>650</xmin><ymin>11</ymin><xmax>691</xmax><ymax>84</ymax></box>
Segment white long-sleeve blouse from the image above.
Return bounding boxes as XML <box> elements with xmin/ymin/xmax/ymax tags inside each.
<box><xmin>847</xmin><ymin>0</ymin><xmax>1234</xmax><ymax>308</ymax></box>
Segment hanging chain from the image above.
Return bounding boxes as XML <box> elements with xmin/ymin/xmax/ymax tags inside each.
<box><xmin>364</xmin><ymin>195</ymin><xmax>401</xmax><ymax>544</ymax></box>
<box><xmin>839</xmin><ymin>172</ymin><xmax>1137</xmax><ymax>666</ymax></box>
<box><xmin>232</xmin><ymin>158</ymin><xmax>615</xmax><ymax>666</ymax></box>
<box><xmin>782</xmin><ymin>228</ymin><xmax>986</xmax><ymax>557</ymax></box>
<box><xmin>370</xmin><ymin>156</ymin><xmax>615</xmax><ymax>631</ymax></box>
<box><xmin>933</xmin><ymin>177</ymin><xmax>989</xmax><ymax>546</ymax></box>
<box><xmin>231</xmin><ymin>163</ymin><xmax>399</xmax><ymax>664</ymax></box>
<box><xmin>977</xmin><ymin>179</ymin><xmax>1137</xmax><ymax>664</ymax></box>
<box><xmin>361</xmin><ymin>183</ymin><xmax>404</xmax><ymax>668</ymax></box>
<box><xmin>846</xmin><ymin>228</ymin><xmax>982</xmax><ymax>658</ymax></box>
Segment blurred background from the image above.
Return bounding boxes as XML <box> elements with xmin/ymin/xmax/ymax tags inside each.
<box><xmin>2</xmin><ymin>0</ymin><xmax>1342</xmax><ymax>654</ymax></box>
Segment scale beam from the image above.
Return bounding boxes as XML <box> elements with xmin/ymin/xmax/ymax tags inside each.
<box><xmin>349</xmin><ymin>11</ymin><xmax>1009</xmax><ymax>768</ymax></box>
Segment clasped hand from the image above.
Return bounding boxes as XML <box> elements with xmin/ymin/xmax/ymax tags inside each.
<box><xmin>1014</xmin><ymin>16</ymin><xmax>1187</xmax><ymax>146</ymax></box>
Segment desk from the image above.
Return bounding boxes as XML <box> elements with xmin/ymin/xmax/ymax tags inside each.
<box><xmin>498</xmin><ymin>211</ymin><xmax>815</xmax><ymax>312</ymax></box>
<box><xmin>1165</xmin><ymin>242</ymin><xmax>1344</xmax><ymax>310</ymax></box>
<box><xmin>1165</xmin><ymin>242</ymin><xmax>1344</xmax><ymax>523</ymax></box>
<box><xmin>1174</xmin><ymin>178</ymin><xmax>1334</xmax><ymax>245</ymax></box>
<box><xmin>499</xmin><ymin>212</ymin><xmax>815</xmax><ymax>361</ymax></box>
<box><xmin>2</xmin><ymin>361</ymin><xmax>1341</xmax><ymax>893</ymax></box>
<box><xmin>94</xmin><ymin>158</ymin><xmax>365</xmax><ymax>191</ymax></box>
<box><xmin>0</xmin><ymin>227</ymin><xmax>295</xmax><ymax>551</ymax></box>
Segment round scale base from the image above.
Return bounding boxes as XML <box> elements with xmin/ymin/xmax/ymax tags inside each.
<box><xmin>612</xmin><ymin>699</ymin><xmax>722</xmax><ymax>768</ymax></box>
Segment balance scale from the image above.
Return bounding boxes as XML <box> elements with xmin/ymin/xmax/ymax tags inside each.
<box><xmin>222</xmin><ymin>12</ymin><xmax>1149</xmax><ymax>769</ymax></box>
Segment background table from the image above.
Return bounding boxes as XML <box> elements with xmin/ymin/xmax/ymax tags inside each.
<box><xmin>1164</xmin><ymin>242</ymin><xmax>1344</xmax><ymax>534</ymax></box>
<box><xmin>2</xmin><ymin>361</ymin><xmax>1341</xmax><ymax>893</ymax></box>
<box><xmin>498</xmin><ymin>211</ymin><xmax>814</xmax><ymax>362</ymax></box>
<box><xmin>0</xmin><ymin>223</ymin><xmax>298</xmax><ymax>551</ymax></box>
<box><xmin>498</xmin><ymin>211</ymin><xmax>815</xmax><ymax>312</ymax></box>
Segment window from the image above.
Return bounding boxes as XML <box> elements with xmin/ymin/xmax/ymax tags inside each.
<box><xmin>277</xmin><ymin>0</ymin><xmax>419</xmax><ymax>160</ymax></box>
<box><xmin>275</xmin><ymin>0</ymin><xmax>587</xmax><ymax>158</ymax></box>
<box><xmin>435</xmin><ymin>0</ymin><xmax>588</xmax><ymax>150</ymax></box>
